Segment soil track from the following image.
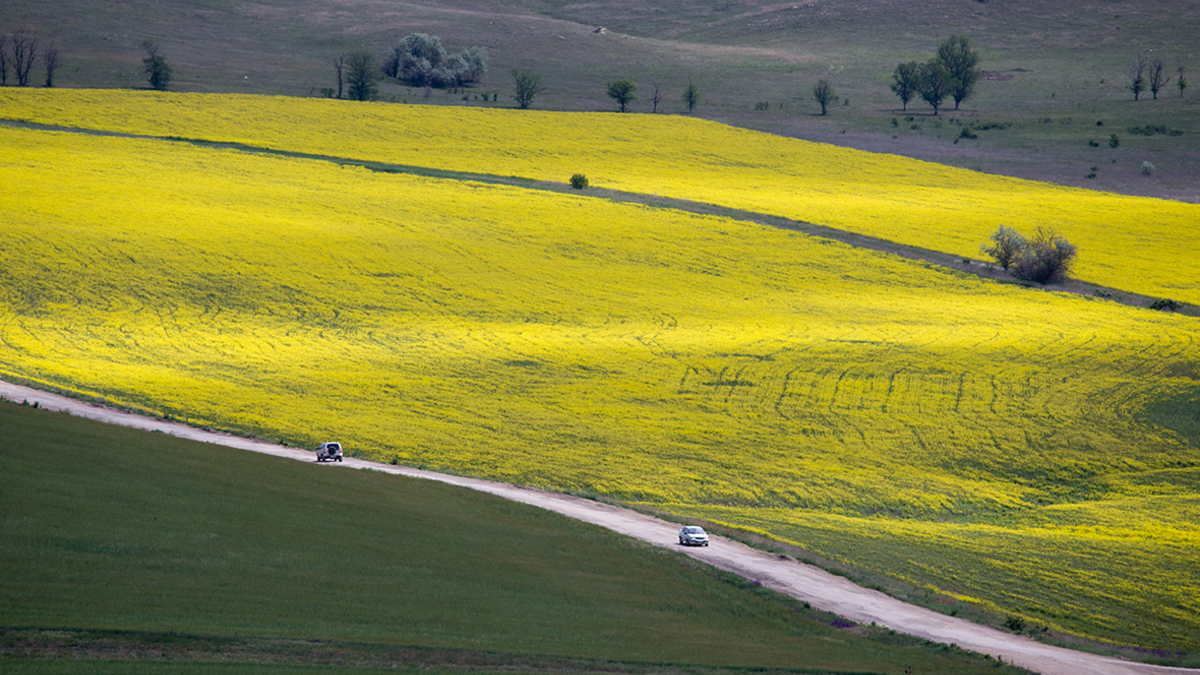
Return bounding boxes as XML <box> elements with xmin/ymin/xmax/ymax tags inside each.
<box><xmin>3</xmin><ymin>379</ymin><xmax>1195</xmax><ymax>675</ymax></box>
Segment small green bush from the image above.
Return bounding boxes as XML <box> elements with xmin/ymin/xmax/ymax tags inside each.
<box><xmin>1141</xmin><ymin>161</ymin><xmax>1156</xmax><ymax>176</ymax></box>
<box><xmin>569</xmin><ymin>174</ymin><xmax>589</xmax><ymax>190</ymax></box>
<box><xmin>1149</xmin><ymin>298</ymin><xmax>1181</xmax><ymax>312</ymax></box>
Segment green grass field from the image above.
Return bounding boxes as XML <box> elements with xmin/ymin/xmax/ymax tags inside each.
<box><xmin>0</xmin><ymin>0</ymin><xmax>1196</xmax><ymax>200</ymax></box>
<box><xmin>0</xmin><ymin>401</ymin><xmax>1028</xmax><ymax>674</ymax></box>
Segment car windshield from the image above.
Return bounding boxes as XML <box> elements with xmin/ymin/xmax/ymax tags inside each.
<box><xmin>684</xmin><ymin>527</ymin><xmax>704</xmax><ymax>534</ymax></box>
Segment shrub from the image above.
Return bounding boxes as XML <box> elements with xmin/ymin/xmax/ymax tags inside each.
<box><xmin>1011</xmin><ymin>226</ymin><xmax>1078</xmax><ymax>285</ymax></box>
<box><xmin>980</xmin><ymin>225</ymin><xmax>1025</xmax><ymax>270</ymax></box>
<box><xmin>1109</xmin><ymin>133</ymin><xmax>1120</xmax><ymax>149</ymax></box>
<box><xmin>569</xmin><ymin>174</ymin><xmax>588</xmax><ymax>189</ymax></box>
<box><xmin>1004</xmin><ymin>615</ymin><xmax>1027</xmax><ymax>633</ymax></box>
<box><xmin>1141</xmin><ymin>161</ymin><xmax>1155</xmax><ymax>176</ymax></box>
<box><xmin>1149</xmin><ymin>298</ymin><xmax>1181</xmax><ymax>312</ymax></box>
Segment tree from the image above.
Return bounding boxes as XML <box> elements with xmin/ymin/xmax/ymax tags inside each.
<box><xmin>386</xmin><ymin>33</ymin><xmax>487</xmax><ymax>88</ymax></box>
<box><xmin>651</xmin><ymin>83</ymin><xmax>662</xmax><ymax>113</ymax></box>
<box><xmin>1178</xmin><ymin>65</ymin><xmax>1188</xmax><ymax>98</ymax></box>
<box><xmin>41</xmin><ymin>42</ymin><xmax>59</xmax><ymax>87</ymax></box>
<box><xmin>1148</xmin><ymin>59</ymin><xmax>1171</xmax><ymax>100</ymax></box>
<box><xmin>812</xmin><ymin>79</ymin><xmax>837</xmax><ymax>115</ymax></box>
<box><xmin>606</xmin><ymin>78</ymin><xmax>637</xmax><ymax>112</ymax></box>
<box><xmin>1128</xmin><ymin>56</ymin><xmax>1147</xmax><ymax>100</ymax></box>
<box><xmin>141</xmin><ymin>40</ymin><xmax>172</xmax><ymax>91</ymax></box>
<box><xmin>890</xmin><ymin>61</ymin><xmax>920</xmax><ymax>111</ymax></box>
<box><xmin>332</xmin><ymin>52</ymin><xmax>346</xmax><ymax>99</ymax></box>
<box><xmin>936</xmin><ymin>35</ymin><xmax>980</xmax><ymax>110</ymax></box>
<box><xmin>511</xmin><ymin>68</ymin><xmax>545</xmax><ymax>109</ymax></box>
<box><xmin>344</xmin><ymin>50</ymin><xmax>380</xmax><ymax>101</ymax></box>
<box><xmin>682</xmin><ymin>77</ymin><xmax>700</xmax><ymax>113</ymax></box>
<box><xmin>0</xmin><ymin>35</ymin><xmax>8</xmax><ymax>86</ymax></box>
<box><xmin>11</xmin><ymin>28</ymin><xmax>38</xmax><ymax>87</ymax></box>
<box><xmin>1011</xmin><ymin>226</ymin><xmax>1077</xmax><ymax>285</ymax></box>
<box><xmin>917</xmin><ymin>60</ymin><xmax>953</xmax><ymax>115</ymax></box>
<box><xmin>981</xmin><ymin>225</ymin><xmax>1026</xmax><ymax>270</ymax></box>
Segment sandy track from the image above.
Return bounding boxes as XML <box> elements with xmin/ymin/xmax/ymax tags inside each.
<box><xmin>3</xmin><ymin>379</ymin><xmax>1194</xmax><ymax>675</ymax></box>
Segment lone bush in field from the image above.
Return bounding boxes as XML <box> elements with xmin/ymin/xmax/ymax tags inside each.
<box><xmin>569</xmin><ymin>173</ymin><xmax>588</xmax><ymax>189</ymax></box>
<box><xmin>983</xmin><ymin>225</ymin><xmax>1077</xmax><ymax>284</ymax></box>
<box><xmin>1011</xmin><ymin>226</ymin><xmax>1078</xmax><ymax>285</ymax></box>
<box><xmin>981</xmin><ymin>225</ymin><xmax>1026</xmax><ymax>270</ymax></box>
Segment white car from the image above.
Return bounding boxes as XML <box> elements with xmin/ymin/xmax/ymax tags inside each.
<box><xmin>679</xmin><ymin>525</ymin><xmax>710</xmax><ymax>546</ymax></box>
<box><xmin>316</xmin><ymin>442</ymin><xmax>343</xmax><ymax>462</ymax></box>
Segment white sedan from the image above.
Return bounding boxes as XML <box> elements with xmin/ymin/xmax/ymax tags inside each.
<box><xmin>678</xmin><ymin>526</ymin><xmax>710</xmax><ymax>546</ymax></box>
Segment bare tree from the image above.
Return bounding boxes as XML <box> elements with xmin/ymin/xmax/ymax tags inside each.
<box><xmin>812</xmin><ymin>79</ymin><xmax>837</xmax><ymax>115</ymax></box>
<box><xmin>1129</xmin><ymin>56</ymin><xmax>1147</xmax><ymax>100</ymax></box>
<box><xmin>42</xmin><ymin>41</ymin><xmax>60</xmax><ymax>87</ymax></box>
<box><xmin>681</xmin><ymin>77</ymin><xmax>699</xmax><ymax>113</ymax></box>
<box><xmin>511</xmin><ymin>68</ymin><xmax>545</xmax><ymax>109</ymax></box>
<box><xmin>651</xmin><ymin>83</ymin><xmax>662</xmax><ymax>113</ymax></box>
<box><xmin>890</xmin><ymin>61</ymin><xmax>920</xmax><ymax>111</ymax></box>
<box><xmin>11</xmin><ymin>29</ymin><xmax>38</xmax><ymax>86</ymax></box>
<box><xmin>1148</xmin><ymin>59</ymin><xmax>1171</xmax><ymax>100</ymax></box>
<box><xmin>0</xmin><ymin>35</ymin><xmax>8</xmax><ymax>86</ymax></box>
<box><xmin>332</xmin><ymin>52</ymin><xmax>346</xmax><ymax>99</ymax></box>
<box><xmin>1179</xmin><ymin>65</ymin><xmax>1189</xmax><ymax>98</ymax></box>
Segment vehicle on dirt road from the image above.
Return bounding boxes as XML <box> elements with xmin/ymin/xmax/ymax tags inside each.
<box><xmin>316</xmin><ymin>442</ymin><xmax>343</xmax><ymax>462</ymax></box>
<box><xmin>679</xmin><ymin>525</ymin><xmax>709</xmax><ymax>546</ymax></box>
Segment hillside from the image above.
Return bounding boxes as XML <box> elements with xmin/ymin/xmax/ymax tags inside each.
<box><xmin>1</xmin><ymin>113</ymin><xmax>1198</xmax><ymax>655</ymax></box>
<box><xmin>0</xmin><ymin>0</ymin><xmax>1197</xmax><ymax>200</ymax></box>
<box><xmin>0</xmin><ymin>400</ymin><xmax>1028</xmax><ymax>674</ymax></box>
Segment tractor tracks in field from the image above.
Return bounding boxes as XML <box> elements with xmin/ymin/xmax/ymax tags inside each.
<box><xmin>2</xmin><ymin>378</ymin><xmax>1197</xmax><ymax>675</ymax></box>
<box><xmin>4</xmin><ymin>119</ymin><xmax>1195</xmax><ymax>319</ymax></box>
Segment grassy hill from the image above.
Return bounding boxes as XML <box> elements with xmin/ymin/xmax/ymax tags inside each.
<box><xmin>0</xmin><ymin>400</ymin><xmax>1027</xmax><ymax>674</ymax></box>
<box><xmin>0</xmin><ymin>0</ymin><xmax>1197</xmax><ymax>200</ymax></box>
<box><xmin>1</xmin><ymin>113</ymin><xmax>1198</xmax><ymax>656</ymax></box>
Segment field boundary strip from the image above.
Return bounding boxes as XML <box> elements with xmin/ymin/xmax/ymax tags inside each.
<box><xmin>3</xmin><ymin>118</ymin><xmax>1192</xmax><ymax>319</ymax></box>
<box><xmin>2</xmin><ymin>380</ymin><xmax>1196</xmax><ymax>675</ymax></box>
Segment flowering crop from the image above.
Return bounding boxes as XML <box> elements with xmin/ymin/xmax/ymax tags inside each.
<box><xmin>2</xmin><ymin>116</ymin><xmax>1200</xmax><ymax>650</ymax></box>
<box><xmin>2</xmin><ymin>89</ymin><xmax>1197</xmax><ymax>304</ymax></box>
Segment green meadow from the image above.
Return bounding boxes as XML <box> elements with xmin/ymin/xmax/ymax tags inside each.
<box><xmin>0</xmin><ymin>401</ymin><xmax>1026</xmax><ymax>674</ymax></box>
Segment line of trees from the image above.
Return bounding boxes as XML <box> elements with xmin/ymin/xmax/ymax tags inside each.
<box><xmin>0</xmin><ymin>28</ymin><xmax>61</xmax><ymax>88</ymax></box>
<box><xmin>891</xmin><ymin>35</ymin><xmax>980</xmax><ymax>115</ymax></box>
<box><xmin>1129</xmin><ymin>57</ymin><xmax>1188</xmax><ymax>100</ymax></box>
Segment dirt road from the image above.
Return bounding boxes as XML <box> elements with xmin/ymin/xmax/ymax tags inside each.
<box><xmin>3</xmin><ymin>379</ymin><xmax>1194</xmax><ymax>675</ymax></box>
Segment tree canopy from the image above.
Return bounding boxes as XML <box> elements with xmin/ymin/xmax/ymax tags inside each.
<box><xmin>384</xmin><ymin>33</ymin><xmax>487</xmax><ymax>88</ymax></box>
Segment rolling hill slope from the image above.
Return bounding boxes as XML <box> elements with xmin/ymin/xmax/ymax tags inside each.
<box><xmin>2</xmin><ymin>117</ymin><xmax>1198</xmax><ymax>653</ymax></box>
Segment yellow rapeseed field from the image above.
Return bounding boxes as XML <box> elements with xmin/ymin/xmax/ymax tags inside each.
<box><xmin>1</xmin><ymin>89</ymin><xmax>1197</xmax><ymax>305</ymax></box>
<box><xmin>2</xmin><ymin>107</ymin><xmax>1198</xmax><ymax>650</ymax></box>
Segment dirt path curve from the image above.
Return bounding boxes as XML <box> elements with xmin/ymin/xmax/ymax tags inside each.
<box><xmin>3</xmin><ymin>380</ymin><xmax>1194</xmax><ymax>675</ymax></box>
